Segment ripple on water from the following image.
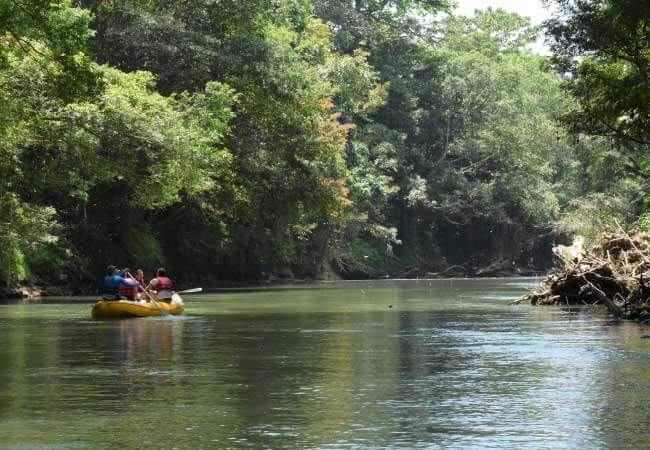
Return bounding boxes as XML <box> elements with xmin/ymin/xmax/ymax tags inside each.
<box><xmin>1</xmin><ymin>279</ymin><xmax>650</xmax><ymax>449</ymax></box>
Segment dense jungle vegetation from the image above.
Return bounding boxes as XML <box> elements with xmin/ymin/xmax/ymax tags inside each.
<box><xmin>0</xmin><ymin>0</ymin><xmax>648</xmax><ymax>288</ymax></box>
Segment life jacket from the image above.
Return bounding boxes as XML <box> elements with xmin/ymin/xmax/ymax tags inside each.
<box><xmin>118</xmin><ymin>276</ymin><xmax>136</xmax><ymax>297</ymax></box>
<box><xmin>153</xmin><ymin>276</ymin><xmax>174</xmax><ymax>292</ymax></box>
<box><xmin>103</xmin><ymin>275</ymin><xmax>122</xmax><ymax>299</ymax></box>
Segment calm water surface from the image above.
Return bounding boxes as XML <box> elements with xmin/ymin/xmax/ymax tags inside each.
<box><xmin>1</xmin><ymin>278</ymin><xmax>650</xmax><ymax>449</ymax></box>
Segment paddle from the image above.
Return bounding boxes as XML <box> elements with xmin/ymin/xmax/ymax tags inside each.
<box><xmin>127</xmin><ymin>271</ymin><xmax>169</xmax><ymax>316</ymax></box>
<box><xmin>144</xmin><ymin>288</ymin><xmax>171</xmax><ymax>316</ymax></box>
<box><xmin>176</xmin><ymin>287</ymin><xmax>202</xmax><ymax>294</ymax></box>
<box><xmin>145</xmin><ymin>290</ymin><xmax>169</xmax><ymax>316</ymax></box>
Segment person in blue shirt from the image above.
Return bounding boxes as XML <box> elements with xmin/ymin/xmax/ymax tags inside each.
<box><xmin>103</xmin><ymin>265</ymin><xmax>138</xmax><ymax>300</ymax></box>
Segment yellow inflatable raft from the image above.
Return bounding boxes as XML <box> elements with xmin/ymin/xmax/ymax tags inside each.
<box><xmin>92</xmin><ymin>294</ymin><xmax>184</xmax><ymax>319</ymax></box>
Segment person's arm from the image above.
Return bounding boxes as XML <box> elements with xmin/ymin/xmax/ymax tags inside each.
<box><xmin>118</xmin><ymin>276</ymin><xmax>138</xmax><ymax>288</ymax></box>
<box><xmin>146</xmin><ymin>278</ymin><xmax>158</xmax><ymax>291</ymax></box>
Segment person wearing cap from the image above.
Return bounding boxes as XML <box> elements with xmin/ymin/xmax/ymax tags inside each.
<box><xmin>102</xmin><ymin>265</ymin><xmax>138</xmax><ymax>300</ymax></box>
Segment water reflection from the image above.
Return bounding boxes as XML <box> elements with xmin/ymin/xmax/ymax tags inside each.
<box><xmin>1</xmin><ymin>279</ymin><xmax>650</xmax><ymax>448</ymax></box>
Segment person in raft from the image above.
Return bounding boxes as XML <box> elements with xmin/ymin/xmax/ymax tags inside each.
<box><xmin>103</xmin><ymin>265</ymin><xmax>138</xmax><ymax>300</ymax></box>
<box><xmin>118</xmin><ymin>268</ymin><xmax>138</xmax><ymax>301</ymax></box>
<box><xmin>146</xmin><ymin>268</ymin><xmax>174</xmax><ymax>302</ymax></box>
<box><xmin>134</xmin><ymin>269</ymin><xmax>148</xmax><ymax>300</ymax></box>
<box><xmin>135</xmin><ymin>269</ymin><xmax>147</xmax><ymax>289</ymax></box>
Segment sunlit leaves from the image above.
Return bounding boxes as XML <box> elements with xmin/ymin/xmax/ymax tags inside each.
<box><xmin>546</xmin><ymin>0</ymin><xmax>650</xmax><ymax>145</ymax></box>
<box><xmin>325</xmin><ymin>49</ymin><xmax>388</xmax><ymax>116</ymax></box>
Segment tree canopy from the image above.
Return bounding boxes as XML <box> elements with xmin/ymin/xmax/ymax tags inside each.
<box><xmin>0</xmin><ymin>0</ymin><xmax>639</xmax><ymax>286</ymax></box>
<box><xmin>545</xmin><ymin>0</ymin><xmax>648</xmax><ymax>227</ymax></box>
<box><xmin>546</xmin><ymin>0</ymin><xmax>650</xmax><ymax>146</ymax></box>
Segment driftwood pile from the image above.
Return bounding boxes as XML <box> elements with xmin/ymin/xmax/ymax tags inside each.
<box><xmin>521</xmin><ymin>230</ymin><xmax>650</xmax><ymax>321</ymax></box>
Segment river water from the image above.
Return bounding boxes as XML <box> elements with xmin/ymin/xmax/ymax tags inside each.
<box><xmin>1</xmin><ymin>278</ymin><xmax>650</xmax><ymax>449</ymax></box>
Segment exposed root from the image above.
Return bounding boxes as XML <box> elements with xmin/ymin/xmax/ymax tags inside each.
<box><xmin>523</xmin><ymin>230</ymin><xmax>650</xmax><ymax>321</ymax></box>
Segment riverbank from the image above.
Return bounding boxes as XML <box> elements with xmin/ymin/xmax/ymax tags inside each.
<box><xmin>1</xmin><ymin>262</ymin><xmax>547</xmax><ymax>302</ymax></box>
<box><xmin>0</xmin><ymin>285</ymin><xmax>73</xmax><ymax>300</ymax></box>
<box><xmin>521</xmin><ymin>230</ymin><xmax>650</xmax><ymax>322</ymax></box>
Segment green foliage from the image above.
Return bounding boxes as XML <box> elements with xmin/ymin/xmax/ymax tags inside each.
<box><xmin>559</xmin><ymin>192</ymin><xmax>636</xmax><ymax>245</ymax></box>
<box><xmin>313</xmin><ymin>0</ymin><xmax>451</xmax><ymax>53</ymax></box>
<box><xmin>23</xmin><ymin>242</ymin><xmax>69</xmax><ymax>281</ymax></box>
<box><xmin>0</xmin><ymin>0</ymin><xmax>642</xmax><ymax>286</ymax></box>
<box><xmin>443</xmin><ymin>50</ymin><xmax>572</xmax><ymax>223</ymax></box>
<box><xmin>122</xmin><ymin>223</ymin><xmax>164</xmax><ymax>269</ymax></box>
<box><xmin>0</xmin><ymin>0</ymin><xmax>239</xmax><ymax>283</ymax></box>
<box><xmin>0</xmin><ymin>0</ymin><xmax>101</xmax><ymax>100</ymax></box>
<box><xmin>62</xmin><ymin>67</ymin><xmax>236</xmax><ymax>208</ymax></box>
<box><xmin>326</xmin><ymin>49</ymin><xmax>388</xmax><ymax>116</ymax></box>
<box><xmin>48</xmin><ymin>0</ymin><xmax>373</xmax><ymax>276</ymax></box>
<box><xmin>546</xmin><ymin>0</ymin><xmax>650</xmax><ymax>147</ymax></box>
<box><xmin>0</xmin><ymin>194</ymin><xmax>59</xmax><ymax>284</ymax></box>
<box><xmin>635</xmin><ymin>212</ymin><xmax>650</xmax><ymax>233</ymax></box>
<box><xmin>544</xmin><ymin>0</ymin><xmax>650</xmax><ymax>233</ymax></box>
<box><xmin>443</xmin><ymin>8</ymin><xmax>540</xmax><ymax>55</ymax></box>
<box><xmin>337</xmin><ymin>234</ymin><xmax>400</xmax><ymax>276</ymax></box>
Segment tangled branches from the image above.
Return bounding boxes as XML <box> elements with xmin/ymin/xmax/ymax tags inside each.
<box><xmin>519</xmin><ymin>230</ymin><xmax>650</xmax><ymax>321</ymax></box>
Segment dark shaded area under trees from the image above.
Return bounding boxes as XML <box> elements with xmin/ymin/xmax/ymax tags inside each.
<box><xmin>0</xmin><ymin>0</ymin><xmax>645</xmax><ymax>295</ymax></box>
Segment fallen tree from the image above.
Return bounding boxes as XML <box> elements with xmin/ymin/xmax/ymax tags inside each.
<box><xmin>517</xmin><ymin>230</ymin><xmax>650</xmax><ymax>321</ymax></box>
